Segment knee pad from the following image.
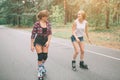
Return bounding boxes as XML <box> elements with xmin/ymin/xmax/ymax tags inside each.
<box><xmin>38</xmin><ymin>53</ymin><xmax>44</xmax><ymax>61</ymax></box>
<box><xmin>43</xmin><ymin>53</ymin><xmax>48</xmax><ymax>60</ymax></box>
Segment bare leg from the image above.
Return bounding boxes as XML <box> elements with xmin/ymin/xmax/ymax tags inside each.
<box><xmin>78</xmin><ymin>42</ymin><xmax>84</xmax><ymax>61</ymax></box>
<box><xmin>78</xmin><ymin>42</ymin><xmax>88</xmax><ymax>69</ymax></box>
<box><xmin>35</xmin><ymin>44</ymin><xmax>43</xmax><ymax>66</ymax></box>
<box><xmin>72</xmin><ymin>42</ymin><xmax>79</xmax><ymax>60</ymax></box>
<box><xmin>72</xmin><ymin>41</ymin><xmax>79</xmax><ymax>71</ymax></box>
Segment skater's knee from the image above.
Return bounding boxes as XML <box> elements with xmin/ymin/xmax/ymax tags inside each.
<box><xmin>38</xmin><ymin>53</ymin><xmax>44</xmax><ymax>61</ymax></box>
<box><xmin>80</xmin><ymin>49</ymin><xmax>84</xmax><ymax>54</ymax></box>
<box><xmin>43</xmin><ymin>52</ymin><xmax>48</xmax><ymax>60</ymax></box>
<box><xmin>38</xmin><ymin>52</ymin><xmax>48</xmax><ymax>61</ymax></box>
<box><xmin>75</xmin><ymin>51</ymin><xmax>79</xmax><ymax>55</ymax></box>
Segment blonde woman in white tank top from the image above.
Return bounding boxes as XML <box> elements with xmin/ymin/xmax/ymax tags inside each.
<box><xmin>71</xmin><ymin>10</ymin><xmax>91</xmax><ymax>71</ymax></box>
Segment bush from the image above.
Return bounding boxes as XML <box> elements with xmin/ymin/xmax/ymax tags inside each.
<box><xmin>0</xmin><ymin>18</ymin><xmax>7</xmax><ymax>24</ymax></box>
<box><xmin>21</xmin><ymin>15</ymin><xmax>35</xmax><ymax>27</ymax></box>
<box><xmin>50</xmin><ymin>5</ymin><xmax>64</xmax><ymax>25</ymax></box>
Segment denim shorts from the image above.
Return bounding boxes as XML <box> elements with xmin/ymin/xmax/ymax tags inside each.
<box><xmin>71</xmin><ymin>35</ymin><xmax>84</xmax><ymax>42</ymax></box>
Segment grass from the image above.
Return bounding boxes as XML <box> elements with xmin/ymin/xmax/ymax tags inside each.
<box><xmin>15</xmin><ymin>24</ymin><xmax>120</xmax><ymax>50</ymax></box>
<box><xmin>52</xmin><ymin>25</ymin><xmax>120</xmax><ymax>50</ymax></box>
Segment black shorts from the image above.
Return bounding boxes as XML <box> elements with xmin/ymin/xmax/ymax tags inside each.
<box><xmin>34</xmin><ymin>35</ymin><xmax>48</xmax><ymax>46</ymax></box>
<box><xmin>71</xmin><ymin>35</ymin><xmax>84</xmax><ymax>42</ymax></box>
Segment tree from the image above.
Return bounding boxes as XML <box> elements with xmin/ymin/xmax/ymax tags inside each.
<box><xmin>64</xmin><ymin>0</ymin><xmax>67</xmax><ymax>24</ymax></box>
<box><xmin>0</xmin><ymin>0</ymin><xmax>119</xmax><ymax>27</ymax></box>
<box><xmin>112</xmin><ymin>0</ymin><xmax>120</xmax><ymax>24</ymax></box>
<box><xmin>104</xmin><ymin>0</ymin><xmax>110</xmax><ymax>29</ymax></box>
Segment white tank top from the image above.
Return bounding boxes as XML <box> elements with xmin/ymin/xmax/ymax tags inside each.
<box><xmin>75</xmin><ymin>19</ymin><xmax>87</xmax><ymax>37</ymax></box>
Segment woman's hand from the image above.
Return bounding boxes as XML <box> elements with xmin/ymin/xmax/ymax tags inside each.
<box><xmin>45</xmin><ymin>41</ymin><xmax>50</xmax><ymax>47</ymax></box>
<box><xmin>88</xmin><ymin>39</ymin><xmax>92</xmax><ymax>44</ymax></box>
<box><xmin>31</xmin><ymin>45</ymin><xmax>35</xmax><ymax>52</ymax></box>
<box><xmin>31</xmin><ymin>39</ymin><xmax>35</xmax><ymax>52</ymax></box>
<box><xmin>76</xmin><ymin>38</ymin><xmax>80</xmax><ymax>43</ymax></box>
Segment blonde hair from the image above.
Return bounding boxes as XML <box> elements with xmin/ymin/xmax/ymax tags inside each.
<box><xmin>36</xmin><ymin>10</ymin><xmax>49</xmax><ymax>20</ymax></box>
<box><xmin>78</xmin><ymin>10</ymin><xmax>86</xmax><ymax>20</ymax></box>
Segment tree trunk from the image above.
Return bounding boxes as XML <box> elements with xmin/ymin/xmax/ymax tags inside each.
<box><xmin>64</xmin><ymin>0</ymin><xmax>67</xmax><ymax>24</ymax></box>
<box><xmin>13</xmin><ymin>16</ymin><xmax>16</xmax><ymax>26</ymax></box>
<box><xmin>106</xmin><ymin>9</ymin><xmax>110</xmax><ymax>29</ymax></box>
<box><xmin>105</xmin><ymin>0</ymin><xmax>110</xmax><ymax>29</ymax></box>
<box><xmin>113</xmin><ymin>12</ymin><xmax>117</xmax><ymax>23</ymax></box>
<box><xmin>18</xmin><ymin>16</ymin><xmax>21</xmax><ymax>27</ymax></box>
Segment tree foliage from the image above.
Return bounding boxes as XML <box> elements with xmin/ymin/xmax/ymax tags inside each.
<box><xmin>50</xmin><ymin>5</ymin><xmax>64</xmax><ymax>24</ymax></box>
<box><xmin>0</xmin><ymin>0</ymin><xmax>119</xmax><ymax>28</ymax></box>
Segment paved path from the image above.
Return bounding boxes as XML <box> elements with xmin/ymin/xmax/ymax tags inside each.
<box><xmin>0</xmin><ymin>25</ymin><xmax>120</xmax><ymax>80</ymax></box>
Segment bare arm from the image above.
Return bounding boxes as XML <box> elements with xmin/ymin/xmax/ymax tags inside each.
<box><xmin>72</xmin><ymin>21</ymin><xmax>79</xmax><ymax>42</ymax></box>
<box><xmin>31</xmin><ymin>39</ymin><xmax>34</xmax><ymax>46</ymax></box>
<box><xmin>85</xmin><ymin>22</ymin><xmax>91</xmax><ymax>43</ymax></box>
<box><xmin>31</xmin><ymin>23</ymin><xmax>37</xmax><ymax>52</ymax></box>
<box><xmin>48</xmin><ymin>35</ymin><xmax>52</xmax><ymax>43</ymax></box>
<box><xmin>45</xmin><ymin>22</ymin><xmax>52</xmax><ymax>47</ymax></box>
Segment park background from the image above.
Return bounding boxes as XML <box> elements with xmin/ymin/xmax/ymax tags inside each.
<box><xmin>0</xmin><ymin>0</ymin><xmax>120</xmax><ymax>49</ymax></box>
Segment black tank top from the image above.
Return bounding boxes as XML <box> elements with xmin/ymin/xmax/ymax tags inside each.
<box><xmin>42</xmin><ymin>28</ymin><xmax>47</xmax><ymax>34</ymax></box>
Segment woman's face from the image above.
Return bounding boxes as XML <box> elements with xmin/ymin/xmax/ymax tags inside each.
<box><xmin>42</xmin><ymin>16</ymin><xmax>48</xmax><ymax>22</ymax></box>
<box><xmin>77</xmin><ymin>12</ymin><xmax>83</xmax><ymax>20</ymax></box>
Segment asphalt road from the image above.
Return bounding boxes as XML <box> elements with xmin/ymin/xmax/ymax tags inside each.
<box><xmin>0</xmin><ymin>25</ymin><xmax>120</xmax><ymax>80</ymax></box>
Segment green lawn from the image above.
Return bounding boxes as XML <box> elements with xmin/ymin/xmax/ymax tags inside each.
<box><xmin>52</xmin><ymin>26</ymin><xmax>120</xmax><ymax>50</ymax></box>
<box><xmin>15</xmin><ymin>25</ymin><xmax>120</xmax><ymax>50</ymax></box>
